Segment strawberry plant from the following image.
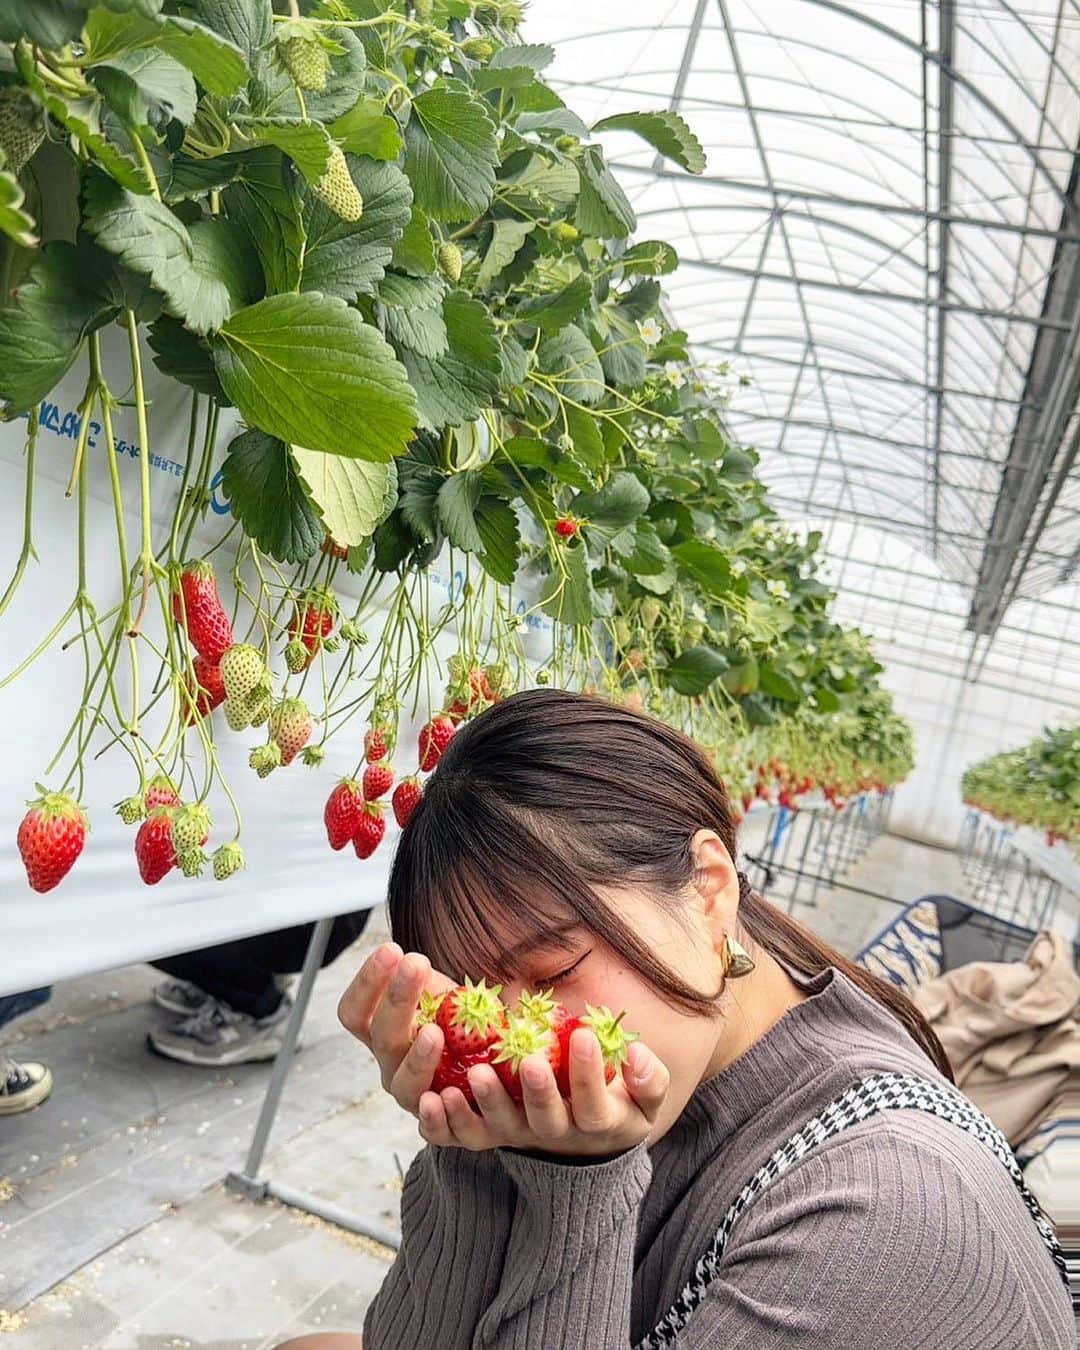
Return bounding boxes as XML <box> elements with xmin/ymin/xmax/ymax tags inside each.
<box><xmin>962</xmin><ymin>724</ymin><xmax>1079</xmax><ymax>848</ymax></box>
<box><xmin>0</xmin><ymin>1</ymin><xmax>912</xmax><ymax>893</ymax></box>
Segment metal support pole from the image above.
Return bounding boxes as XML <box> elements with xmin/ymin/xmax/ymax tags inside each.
<box><xmin>225</xmin><ymin>914</ymin><xmax>404</xmax><ymax>1251</ymax></box>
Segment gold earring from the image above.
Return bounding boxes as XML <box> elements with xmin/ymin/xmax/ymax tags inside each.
<box><xmin>723</xmin><ymin>934</ymin><xmax>755</xmax><ymax>979</ymax></box>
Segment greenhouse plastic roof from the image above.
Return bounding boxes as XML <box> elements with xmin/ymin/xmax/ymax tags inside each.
<box><xmin>533</xmin><ymin>0</ymin><xmax>1080</xmax><ymax>635</ymax></box>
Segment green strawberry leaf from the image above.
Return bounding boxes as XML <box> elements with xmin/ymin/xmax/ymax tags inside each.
<box><xmin>391</xmin><ymin>205</ymin><xmax>436</xmax><ymax>276</ymax></box>
<box><xmin>476</xmin><ymin>218</ymin><xmax>536</xmax><ymax>288</ymax></box>
<box><xmin>329</xmin><ymin>97</ymin><xmax>402</xmax><ymax>161</ymax></box>
<box><xmin>759</xmin><ymin>664</ymin><xmax>803</xmax><ymax>704</ymax></box>
<box><xmin>397</xmin><ymin>461</ymin><xmax>442</xmax><ymax>542</ymax></box>
<box><xmin>379</xmin><ymin>273</ymin><xmax>448</xmax><ymax>358</ymax></box>
<box><xmin>516</xmin><ymin>273</ymin><xmax>591</xmax><ymax>334</ymax></box>
<box><xmin>147</xmin><ymin>314</ymin><xmax>229</xmax><ymax>402</ymax></box>
<box><xmin>83</xmin><ymin>11</ymin><xmax>248</xmax><ymax>97</ymax></box>
<box><xmin>618</xmin><ymin>239</ymin><xmax>678</xmax><ymax>276</ymax></box>
<box><xmin>301</xmin><ymin>156</ymin><xmax>413</xmax><ymax>301</ymax></box>
<box><xmin>626</xmin><ymin>520</ymin><xmax>673</xmax><ymax>577</ymax></box>
<box><xmin>573</xmin><ymin>471</ymin><xmax>650</xmax><ymax>541</ymax></box>
<box><xmin>404</xmin><ymin>86</ymin><xmax>499</xmax><ymax>221</ymax></box>
<box><xmin>0</xmin><ymin>165</ymin><xmax>37</xmax><ymax>250</ymax></box>
<box><xmin>222</xmin><ymin>147</ymin><xmax>305</xmax><ymax>295</ymax></box>
<box><xmin>536</xmin><ymin>325</ymin><xmax>605</xmax><ymax>404</ymax></box>
<box><xmin>541</xmin><ymin>542</ymin><xmax>595</xmax><ymax>626</ymax></box>
<box><xmin>665</xmin><ymin>646</ymin><xmax>726</xmax><ymax>696</ymax></box>
<box><xmin>500</xmin><ymin>436</ymin><xmax>592</xmax><ymax>491</ymax></box>
<box><xmin>592</xmin><ymin>110</ymin><xmax>706</xmax><ymax>175</ymax></box>
<box><xmin>235</xmin><ymin>116</ymin><xmax>332</xmax><ymax>185</ymax></box>
<box><xmin>574</xmin><ymin>145</ymin><xmax>635</xmax><ymax>239</ymax></box>
<box><xmin>81</xmin><ymin>167</ymin><xmax>208</xmax><ymax>327</ymax></box>
<box><xmin>0</xmin><ymin>242</ymin><xmax>111</xmax><ymax>413</ymax></box>
<box><xmin>475</xmin><ymin>45</ymin><xmax>555</xmax><ymax>93</ymax></box>
<box><xmin>563</xmin><ymin>402</ymin><xmax>604</xmax><ymax>470</ymax></box>
<box><xmin>189</xmin><ymin>0</ymin><xmax>269</xmax><ymax>71</ymax></box>
<box><xmin>165</xmin><ymin>155</ymin><xmax>242</xmax><ymax>203</ymax></box>
<box><xmin>0</xmin><ymin>0</ymin><xmax>88</xmax><ymax>47</ymax></box>
<box><xmin>475</xmin><ymin>494</ymin><xmax>521</xmax><ymax>584</ymax></box>
<box><xmin>90</xmin><ymin>49</ymin><xmax>198</xmax><ymax>135</ymax></box>
<box><xmin>290</xmin><ymin>446</ymin><xmax>393</xmax><ymax>547</ymax></box>
<box><xmin>185</xmin><ymin>217</ymin><xmax>264</xmax><ymax>332</ymax></box>
<box><xmin>514</xmin><ymin>107</ymin><xmax>589</xmax><ymax>139</ymax></box>
<box><xmin>210</xmin><ymin>291</ymin><xmax>417</xmax><ymax>461</ymax></box>
<box><xmin>221</xmin><ymin>428</ymin><xmax>322</xmax><ymax>562</ymax></box>
<box><xmin>672</xmin><ymin>539</ymin><xmax>732</xmax><ymax>597</ymax></box>
<box><xmin>22</xmin><ymin>84</ymin><xmax>148</xmax><ymax>193</ymax></box>
<box><xmin>399</xmin><ymin>290</ymin><xmax>502</xmax><ymax>430</ymax></box>
<box><xmin>437</xmin><ymin>471</ymin><xmax>484</xmax><ymax>552</ymax></box>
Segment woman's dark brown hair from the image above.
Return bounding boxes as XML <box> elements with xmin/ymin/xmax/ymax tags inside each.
<box><xmin>388</xmin><ymin>687</ymin><xmax>953</xmax><ymax>1080</ymax></box>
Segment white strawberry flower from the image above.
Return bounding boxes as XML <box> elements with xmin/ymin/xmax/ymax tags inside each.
<box><xmin>766</xmin><ymin>579</ymin><xmax>790</xmax><ymax>600</ymax></box>
<box><xmin>730</xmin><ymin>558</ymin><xmax>747</xmax><ymax>577</ymax></box>
<box><xmin>637</xmin><ymin>318</ymin><xmax>662</xmax><ymax>346</ymax></box>
<box><xmin>806</xmin><ymin>643</ymin><xmax>817</xmax><ymax>655</ymax></box>
<box><xmin>664</xmin><ymin>361</ymin><xmax>685</xmax><ymax>388</ymax></box>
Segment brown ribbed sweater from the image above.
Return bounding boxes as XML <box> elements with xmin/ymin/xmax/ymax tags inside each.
<box><xmin>363</xmin><ymin>964</ymin><xmax>1075</xmax><ymax>1348</ymax></box>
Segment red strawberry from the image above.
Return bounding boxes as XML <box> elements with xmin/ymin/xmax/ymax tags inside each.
<box><xmin>419</xmin><ymin>715</ymin><xmax>455</xmax><ymax>772</ymax></box>
<box><xmin>352</xmin><ymin>801</ymin><xmax>386</xmax><ymax>859</ymax></box>
<box><xmin>555</xmin><ymin>517</ymin><xmax>579</xmax><ymax>538</ymax></box>
<box><xmin>135</xmin><ymin>808</ymin><xmax>176</xmax><ymax>885</ymax></box>
<box><xmin>324</xmin><ymin>778</ymin><xmax>364</xmax><ymax>851</ymax></box>
<box><xmin>17</xmin><ymin>790</ymin><xmax>88</xmax><ymax>893</ymax></box>
<box><xmin>172</xmin><ymin>561</ymin><xmax>234</xmax><ymax>663</ymax></box>
<box><xmin>392</xmin><ymin>775</ymin><xmax>422</xmax><ymax>828</ymax></box>
<box><xmin>435</xmin><ymin>979</ymin><xmax>507</xmax><ymax>1060</ymax></box>
<box><xmin>552</xmin><ymin>1004</ymin><xmax>637</xmax><ymax>1099</ymax></box>
<box><xmin>364</xmin><ymin>725</ymin><xmax>389</xmax><ymax>762</ymax></box>
<box><xmin>741</xmin><ymin>791</ymin><xmax>753</xmax><ymax>813</ymax></box>
<box><xmin>469</xmin><ymin>666</ymin><xmax>494</xmax><ymax>704</ymax></box>
<box><xmin>143</xmin><ymin>774</ymin><xmax>180</xmax><ymax>812</ymax></box>
<box><xmin>287</xmin><ymin>586</ymin><xmax>337</xmax><ymax>667</ymax></box>
<box><xmin>446</xmin><ymin>698</ymin><xmax>470</xmax><ymax>725</ymax></box>
<box><xmin>491</xmin><ymin>1014</ymin><xmax>562</xmax><ymax>1104</ymax></box>
<box><xmin>431</xmin><ymin>1047</ymin><xmax>493</xmax><ymax>1110</ymax></box>
<box><xmin>184</xmin><ymin>654</ymin><xmax>226</xmax><ymax>723</ymax></box>
<box><xmin>362</xmin><ymin>761</ymin><xmax>394</xmax><ymax>801</ymax></box>
<box><xmin>320</xmin><ymin>534</ymin><xmax>348</xmax><ymax>560</ymax></box>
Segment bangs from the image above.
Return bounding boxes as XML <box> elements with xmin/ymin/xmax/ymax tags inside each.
<box><xmin>388</xmin><ymin>788</ymin><xmax>593</xmax><ymax>985</ymax></box>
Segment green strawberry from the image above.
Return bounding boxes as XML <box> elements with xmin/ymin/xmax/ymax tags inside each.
<box><xmin>437</xmin><ymin>240</ymin><xmax>462</xmax><ymax>284</ymax></box>
<box><xmin>249</xmin><ymin>742</ymin><xmax>281</xmax><ymax>778</ymax></box>
<box><xmin>117</xmin><ymin>796</ymin><xmax>143</xmax><ymax>825</ymax></box>
<box><xmin>177</xmin><ymin>847</ymin><xmax>207</xmax><ymax>879</ymax></box>
<box><xmin>223</xmin><ymin>696</ymin><xmax>251</xmax><ymax>732</ymax></box>
<box><xmin>170</xmin><ymin>803</ymin><xmax>211</xmax><ymax>854</ymax></box>
<box><xmin>285</xmin><ymin>639</ymin><xmax>309</xmax><ymax>674</ymax></box>
<box><xmin>462</xmin><ymin>36</ymin><xmax>495</xmax><ymax>59</ymax></box>
<box><xmin>277</xmin><ymin>33</ymin><xmax>332</xmax><ymax>91</ymax></box>
<box><xmin>311</xmin><ymin>145</ymin><xmax>363</xmax><ymax>222</ymax></box>
<box><xmin>212</xmin><ymin>841</ymin><xmax>245</xmax><ymax>881</ymax></box>
<box><xmin>220</xmin><ymin>643</ymin><xmax>265</xmax><ymax>700</ymax></box>
<box><xmin>0</xmin><ymin>89</ymin><xmax>44</xmax><ymax>177</ymax></box>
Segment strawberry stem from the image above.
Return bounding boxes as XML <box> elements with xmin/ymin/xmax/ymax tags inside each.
<box><xmin>0</xmin><ymin>404</ymin><xmax>38</xmax><ymax>621</ymax></box>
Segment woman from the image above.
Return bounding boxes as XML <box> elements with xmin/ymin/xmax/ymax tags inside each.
<box><xmin>279</xmin><ymin>690</ymin><xmax>1072</xmax><ymax>1349</ymax></box>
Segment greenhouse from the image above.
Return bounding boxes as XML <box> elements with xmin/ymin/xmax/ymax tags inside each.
<box><xmin>0</xmin><ymin>1</ymin><xmax>1076</xmax><ymax>1346</ymax></box>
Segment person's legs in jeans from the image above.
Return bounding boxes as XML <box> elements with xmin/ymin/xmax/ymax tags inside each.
<box><xmin>147</xmin><ymin>911</ymin><xmax>372</xmax><ymax>1066</ymax></box>
<box><xmin>0</xmin><ymin>988</ymin><xmax>53</xmax><ymax>1115</ymax></box>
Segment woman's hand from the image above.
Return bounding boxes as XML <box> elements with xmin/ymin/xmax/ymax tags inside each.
<box><xmin>418</xmin><ymin>1026</ymin><xmax>669</xmax><ymax>1161</ymax></box>
<box><xmin>338</xmin><ymin>942</ymin><xmax>456</xmax><ymax>1115</ymax></box>
<box><xmin>339</xmin><ymin>942</ymin><xmax>671</xmax><ymax>1161</ymax></box>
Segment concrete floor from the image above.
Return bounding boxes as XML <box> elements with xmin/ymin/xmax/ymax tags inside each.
<box><xmin>0</xmin><ymin>834</ymin><xmax>1073</xmax><ymax>1348</ymax></box>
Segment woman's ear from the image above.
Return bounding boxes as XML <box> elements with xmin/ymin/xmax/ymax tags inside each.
<box><xmin>689</xmin><ymin>829</ymin><xmax>740</xmax><ymax>942</ymax></box>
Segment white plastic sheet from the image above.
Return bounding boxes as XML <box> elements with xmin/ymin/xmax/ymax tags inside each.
<box><xmin>0</xmin><ymin>328</ymin><xmax>552</xmax><ymax>995</ymax></box>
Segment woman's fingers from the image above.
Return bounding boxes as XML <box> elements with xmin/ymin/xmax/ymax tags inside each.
<box><xmin>622</xmin><ymin>1041</ymin><xmax>670</xmax><ymax>1122</ymax></box>
<box><xmin>441</xmin><ymin>1086</ymin><xmax>498</xmax><ymax>1150</ymax></box>
<box><xmin>389</xmin><ymin>1022</ymin><xmax>444</xmax><ymax>1112</ymax></box>
<box><xmin>417</xmin><ymin>1090</ymin><xmax>454</xmax><ymax>1147</ymax></box>
<box><xmin>365</xmin><ymin>952</ymin><xmax>431</xmax><ymax>1081</ymax></box>
<box><xmin>567</xmin><ymin>1028</ymin><xmax>616</xmax><ymax>1133</ymax></box>
<box><xmin>519</xmin><ymin>1055</ymin><xmax>571</xmax><ymax>1138</ymax></box>
<box><xmin>337</xmin><ymin>942</ymin><xmax>403</xmax><ymax>1044</ymax></box>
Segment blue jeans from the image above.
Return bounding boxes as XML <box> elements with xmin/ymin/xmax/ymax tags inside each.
<box><xmin>0</xmin><ymin>987</ymin><xmax>51</xmax><ymax>1031</ymax></box>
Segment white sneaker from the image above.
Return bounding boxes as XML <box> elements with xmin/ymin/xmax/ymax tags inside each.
<box><xmin>146</xmin><ymin>994</ymin><xmax>296</xmax><ymax>1066</ymax></box>
<box><xmin>0</xmin><ymin>1053</ymin><xmax>53</xmax><ymax>1114</ymax></box>
<box><xmin>153</xmin><ymin>978</ymin><xmax>211</xmax><ymax>1017</ymax></box>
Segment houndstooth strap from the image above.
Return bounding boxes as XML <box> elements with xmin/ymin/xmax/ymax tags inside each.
<box><xmin>635</xmin><ymin>1071</ymin><xmax>1068</xmax><ymax>1349</ymax></box>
